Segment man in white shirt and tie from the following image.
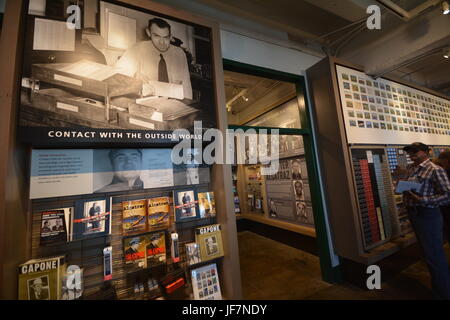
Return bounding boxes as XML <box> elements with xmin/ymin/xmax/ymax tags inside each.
<box><xmin>115</xmin><ymin>17</ymin><xmax>192</xmax><ymax>100</ymax></box>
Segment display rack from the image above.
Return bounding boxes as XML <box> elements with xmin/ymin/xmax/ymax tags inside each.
<box><xmin>30</xmin><ymin>182</ymin><xmax>222</xmax><ymax>300</ymax></box>
<box><xmin>307</xmin><ymin>57</ymin><xmax>450</xmax><ymax>264</ymax></box>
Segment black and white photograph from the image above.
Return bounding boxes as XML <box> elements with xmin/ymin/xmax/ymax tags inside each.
<box><xmin>269</xmin><ymin>199</ymin><xmax>277</xmax><ymax>217</ymax></box>
<box><xmin>94</xmin><ymin>149</ymin><xmax>145</xmax><ymax>193</ymax></box>
<box><xmin>39</xmin><ymin>208</ymin><xmax>72</xmax><ymax>244</ymax></box>
<box><xmin>293</xmin><ymin>180</ymin><xmax>305</xmax><ymax>201</ymax></box>
<box><xmin>185</xmin><ymin>242</ymin><xmax>201</xmax><ymax>266</ymax></box>
<box><xmin>173</xmin><ymin>149</ymin><xmax>210</xmax><ymax>186</ymax></box>
<box><xmin>72</xmin><ymin>197</ymin><xmax>111</xmax><ymax>241</ymax></box>
<box><xmin>83</xmin><ymin>200</ymin><xmax>107</xmax><ymax>233</ymax></box>
<box><xmin>205</xmin><ymin>236</ymin><xmax>219</xmax><ymax>256</ymax></box>
<box><xmin>295</xmin><ymin>201</ymin><xmax>308</xmax><ymax>222</ymax></box>
<box><xmin>40</xmin><ymin>215</ymin><xmax>66</xmax><ymax>243</ymax></box>
<box><xmin>92</xmin><ymin>148</ymin><xmax>210</xmax><ymax>194</ymax></box>
<box><xmin>291</xmin><ymin>159</ymin><xmax>302</xmax><ymax>180</ymax></box>
<box><xmin>279</xmin><ymin>135</ymin><xmax>289</xmax><ymax>153</ymax></box>
<box><xmin>40</xmin><ymin>213</ymin><xmax>65</xmax><ymax>236</ymax></box>
<box><xmin>174</xmin><ymin>189</ymin><xmax>198</xmax><ymax>221</ymax></box>
<box><xmin>19</xmin><ymin>0</ymin><xmax>217</xmax><ymax>145</ymax></box>
<box><xmin>27</xmin><ymin>276</ymin><xmax>50</xmax><ymax>300</ymax></box>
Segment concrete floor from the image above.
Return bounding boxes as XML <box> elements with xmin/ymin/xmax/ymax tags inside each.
<box><xmin>238</xmin><ymin>231</ymin><xmax>450</xmax><ymax>300</ymax></box>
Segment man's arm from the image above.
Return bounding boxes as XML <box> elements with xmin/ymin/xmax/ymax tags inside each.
<box><xmin>114</xmin><ymin>45</ymin><xmax>139</xmax><ymax>78</ymax></box>
<box><xmin>419</xmin><ymin>168</ymin><xmax>450</xmax><ymax>207</ymax></box>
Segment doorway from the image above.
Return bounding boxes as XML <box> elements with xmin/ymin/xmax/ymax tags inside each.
<box><xmin>223</xmin><ymin>59</ymin><xmax>340</xmax><ymax>298</ymax></box>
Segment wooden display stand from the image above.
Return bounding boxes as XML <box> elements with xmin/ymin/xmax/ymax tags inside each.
<box><xmin>235</xmin><ymin>163</ymin><xmax>316</xmax><ymax>238</ymax></box>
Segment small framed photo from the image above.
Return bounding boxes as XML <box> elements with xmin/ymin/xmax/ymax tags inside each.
<box><xmin>174</xmin><ymin>189</ymin><xmax>199</xmax><ymax>222</ymax></box>
<box><xmin>73</xmin><ymin>197</ymin><xmax>111</xmax><ymax>240</ymax></box>
<box><xmin>197</xmin><ymin>192</ymin><xmax>216</xmax><ymax>218</ymax></box>
<box><xmin>27</xmin><ymin>275</ymin><xmax>50</xmax><ymax>300</ymax></box>
<box><xmin>185</xmin><ymin>242</ymin><xmax>202</xmax><ymax>266</ymax></box>
<box><xmin>293</xmin><ymin>180</ymin><xmax>304</xmax><ymax>201</ymax></box>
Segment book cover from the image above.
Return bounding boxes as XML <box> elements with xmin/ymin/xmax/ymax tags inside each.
<box><xmin>174</xmin><ymin>190</ymin><xmax>198</xmax><ymax>222</ymax></box>
<box><xmin>191</xmin><ymin>263</ymin><xmax>222</xmax><ymax>300</ymax></box>
<box><xmin>122</xmin><ymin>199</ymin><xmax>147</xmax><ymax>233</ymax></box>
<box><xmin>18</xmin><ymin>255</ymin><xmax>66</xmax><ymax>300</ymax></box>
<box><xmin>146</xmin><ymin>231</ymin><xmax>167</xmax><ymax>268</ymax></box>
<box><xmin>147</xmin><ymin>196</ymin><xmax>171</xmax><ymax>231</ymax></box>
<box><xmin>72</xmin><ymin>198</ymin><xmax>111</xmax><ymax>241</ymax></box>
<box><xmin>198</xmin><ymin>192</ymin><xmax>216</xmax><ymax>218</ymax></box>
<box><xmin>185</xmin><ymin>242</ymin><xmax>201</xmax><ymax>266</ymax></box>
<box><xmin>395</xmin><ymin>180</ymin><xmax>423</xmax><ymax>193</ymax></box>
<box><xmin>123</xmin><ymin>232</ymin><xmax>166</xmax><ymax>269</ymax></box>
<box><xmin>195</xmin><ymin>224</ymin><xmax>224</xmax><ymax>262</ymax></box>
<box><xmin>40</xmin><ymin>209</ymin><xmax>70</xmax><ymax>245</ymax></box>
<box><xmin>123</xmin><ymin>235</ymin><xmax>148</xmax><ymax>269</ymax></box>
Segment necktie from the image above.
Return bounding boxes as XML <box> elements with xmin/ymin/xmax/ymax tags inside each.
<box><xmin>158</xmin><ymin>54</ymin><xmax>169</xmax><ymax>83</ymax></box>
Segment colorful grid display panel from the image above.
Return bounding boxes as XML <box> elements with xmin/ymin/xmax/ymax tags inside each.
<box><xmin>352</xmin><ymin>149</ymin><xmax>394</xmax><ymax>250</ymax></box>
<box><xmin>385</xmin><ymin>147</ymin><xmax>412</xmax><ymax>173</ymax></box>
<box><xmin>386</xmin><ymin>148</ymin><xmax>398</xmax><ymax>173</ymax></box>
<box><xmin>337</xmin><ymin>65</ymin><xmax>450</xmax><ymax>145</ymax></box>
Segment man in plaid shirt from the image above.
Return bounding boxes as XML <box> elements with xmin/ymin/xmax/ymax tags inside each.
<box><xmin>403</xmin><ymin>142</ymin><xmax>450</xmax><ymax>300</ymax></box>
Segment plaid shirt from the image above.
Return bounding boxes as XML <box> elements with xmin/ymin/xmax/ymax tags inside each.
<box><xmin>404</xmin><ymin>159</ymin><xmax>450</xmax><ymax>208</ymax></box>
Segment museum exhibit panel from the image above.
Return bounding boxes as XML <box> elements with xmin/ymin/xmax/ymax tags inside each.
<box><xmin>0</xmin><ymin>0</ymin><xmax>242</xmax><ymax>300</ymax></box>
<box><xmin>307</xmin><ymin>57</ymin><xmax>450</xmax><ymax>271</ymax></box>
<box><xmin>225</xmin><ymin>70</ymin><xmax>316</xmax><ymax>233</ymax></box>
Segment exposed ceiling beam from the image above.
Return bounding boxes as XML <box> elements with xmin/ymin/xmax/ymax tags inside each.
<box><xmin>375</xmin><ymin>0</ymin><xmax>441</xmax><ymax>21</ymax></box>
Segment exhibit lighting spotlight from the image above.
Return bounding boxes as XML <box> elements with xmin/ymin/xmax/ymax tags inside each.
<box><xmin>242</xmin><ymin>96</ymin><xmax>249</xmax><ymax>102</ymax></box>
<box><xmin>444</xmin><ymin>48</ymin><xmax>450</xmax><ymax>59</ymax></box>
<box><xmin>442</xmin><ymin>1</ymin><xmax>450</xmax><ymax>14</ymax></box>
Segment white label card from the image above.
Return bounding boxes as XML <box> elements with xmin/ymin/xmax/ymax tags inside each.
<box><xmin>366</xmin><ymin>151</ymin><xmax>374</xmax><ymax>163</ymax></box>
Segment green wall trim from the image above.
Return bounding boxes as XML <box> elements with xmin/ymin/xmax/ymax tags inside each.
<box><xmin>223</xmin><ymin>58</ymin><xmax>304</xmax><ymax>83</ymax></box>
<box><xmin>227</xmin><ymin>125</ymin><xmax>310</xmax><ymax>136</ymax></box>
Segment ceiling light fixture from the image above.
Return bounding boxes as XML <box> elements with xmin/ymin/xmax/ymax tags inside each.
<box><xmin>444</xmin><ymin>48</ymin><xmax>450</xmax><ymax>59</ymax></box>
<box><xmin>242</xmin><ymin>96</ymin><xmax>249</xmax><ymax>102</ymax></box>
<box><xmin>442</xmin><ymin>1</ymin><xmax>450</xmax><ymax>14</ymax></box>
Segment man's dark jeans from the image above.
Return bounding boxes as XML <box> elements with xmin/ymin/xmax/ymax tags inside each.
<box><xmin>408</xmin><ymin>206</ymin><xmax>450</xmax><ymax>300</ymax></box>
<box><xmin>441</xmin><ymin>205</ymin><xmax>450</xmax><ymax>245</ymax></box>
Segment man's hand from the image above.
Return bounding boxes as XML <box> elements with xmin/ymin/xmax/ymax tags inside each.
<box><xmin>403</xmin><ymin>190</ymin><xmax>423</xmax><ymax>203</ymax></box>
<box><xmin>142</xmin><ymin>83</ymin><xmax>155</xmax><ymax>96</ymax></box>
